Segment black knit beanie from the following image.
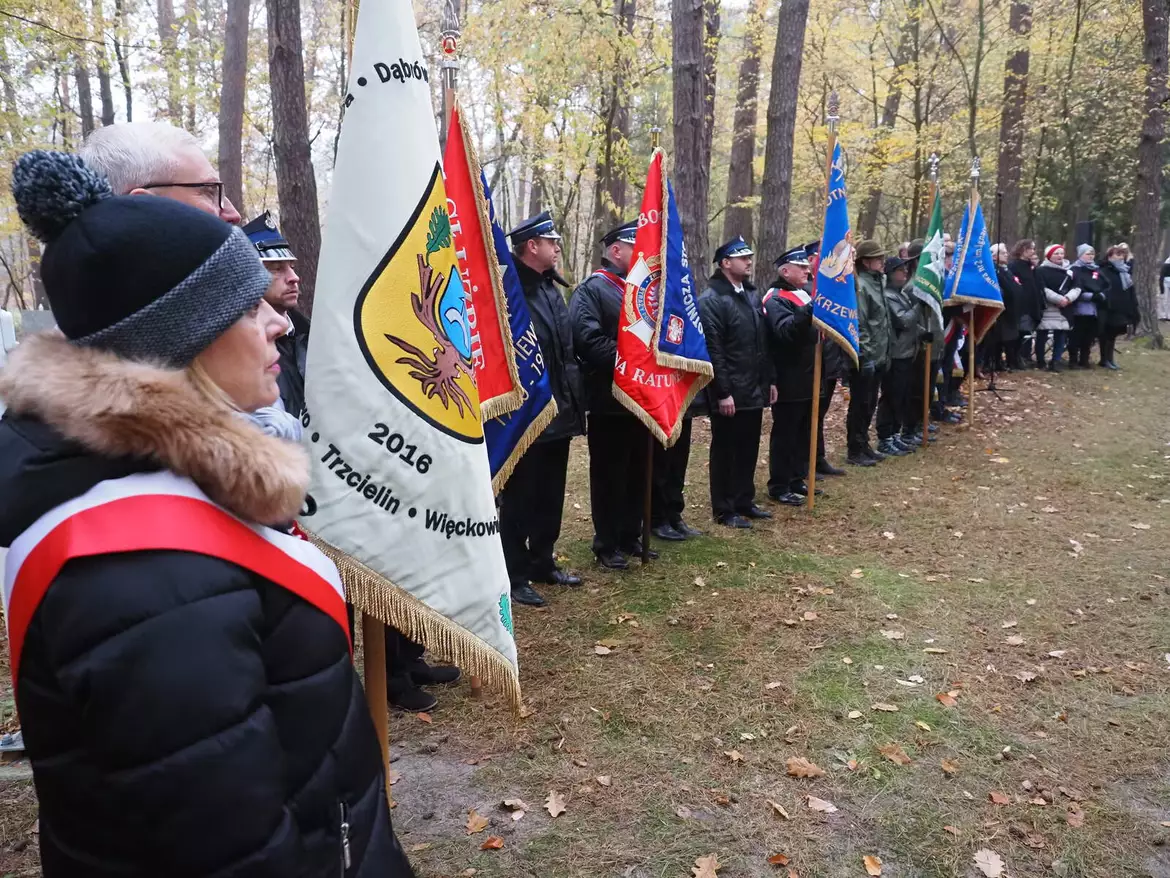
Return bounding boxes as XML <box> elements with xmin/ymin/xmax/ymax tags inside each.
<box><xmin>11</xmin><ymin>150</ymin><xmax>270</xmax><ymax>366</ymax></box>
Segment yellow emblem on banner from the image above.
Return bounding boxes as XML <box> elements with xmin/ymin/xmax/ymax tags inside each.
<box><xmin>355</xmin><ymin>163</ymin><xmax>482</xmax><ymax>442</ymax></box>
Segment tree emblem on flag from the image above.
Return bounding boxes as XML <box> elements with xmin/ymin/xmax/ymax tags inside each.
<box><xmin>355</xmin><ymin>163</ymin><xmax>482</xmax><ymax>441</ymax></box>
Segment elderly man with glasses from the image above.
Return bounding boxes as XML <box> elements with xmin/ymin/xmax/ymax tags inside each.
<box><xmin>79</xmin><ymin>121</ymin><xmax>242</xmax><ymax>226</ymax></box>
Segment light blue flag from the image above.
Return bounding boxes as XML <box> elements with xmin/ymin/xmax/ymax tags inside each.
<box><xmin>812</xmin><ymin>141</ymin><xmax>860</xmax><ymax>366</ymax></box>
<box><xmin>483</xmin><ymin>177</ymin><xmax>557</xmax><ymax>489</ymax></box>
<box><xmin>943</xmin><ymin>193</ymin><xmax>1004</xmax><ymax>343</ymax></box>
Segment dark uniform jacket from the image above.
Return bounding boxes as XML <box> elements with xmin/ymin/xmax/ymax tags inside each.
<box><xmin>1099</xmin><ymin>261</ymin><xmax>1141</xmax><ymax>330</ymax></box>
<box><xmin>856</xmin><ymin>269</ymin><xmax>892</xmax><ymax>371</ymax></box>
<box><xmin>569</xmin><ymin>259</ymin><xmax>628</xmax><ymax>417</ymax></box>
<box><xmin>1007</xmin><ymin>258</ymin><xmax>1044</xmax><ymax>327</ymax></box>
<box><xmin>762</xmin><ymin>277</ymin><xmax>817</xmax><ymax>403</ymax></box>
<box><xmin>276</xmin><ymin>307</ymin><xmax>310</xmax><ymax>417</ymax></box>
<box><xmin>515</xmin><ymin>260</ymin><xmax>585</xmax><ymax>441</ymax></box>
<box><xmin>995</xmin><ymin>264</ymin><xmax>1025</xmax><ymax>342</ymax></box>
<box><xmin>699</xmin><ymin>270</ymin><xmax>774</xmax><ymax>410</ymax></box>
<box><xmin>0</xmin><ymin>333</ymin><xmax>413</xmax><ymax>878</ymax></box>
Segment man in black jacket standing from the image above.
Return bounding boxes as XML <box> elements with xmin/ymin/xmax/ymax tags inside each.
<box><xmin>762</xmin><ymin>246</ymin><xmax>821</xmax><ymax>506</ymax></box>
<box><xmin>570</xmin><ymin>220</ymin><xmax>658</xmax><ymax>568</ymax></box>
<box><xmin>699</xmin><ymin>237</ymin><xmax>777</xmax><ymax>528</ymax></box>
<box><xmin>500</xmin><ymin>212</ymin><xmax>586</xmax><ymax>606</ymax></box>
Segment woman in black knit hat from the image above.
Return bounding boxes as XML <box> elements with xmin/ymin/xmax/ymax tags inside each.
<box><xmin>0</xmin><ymin>152</ymin><xmax>414</xmax><ymax>877</ymax></box>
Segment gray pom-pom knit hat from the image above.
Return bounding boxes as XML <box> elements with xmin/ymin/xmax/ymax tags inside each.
<box><xmin>11</xmin><ymin>150</ymin><xmax>270</xmax><ymax>366</ymax></box>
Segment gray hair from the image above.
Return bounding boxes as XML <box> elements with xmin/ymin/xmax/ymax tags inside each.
<box><xmin>79</xmin><ymin>122</ymin><xmax>202</xmax><ymax>195</ymax></box>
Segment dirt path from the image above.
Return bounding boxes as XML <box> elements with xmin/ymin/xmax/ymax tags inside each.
<box><xmin>2</xmin><ymin>344</ymin><xmax>1168</xmax><ymax>878</ymax></box>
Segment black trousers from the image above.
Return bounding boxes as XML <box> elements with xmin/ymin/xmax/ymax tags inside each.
<box><xmin>587</xmin><ymin>413</ymin><xmax>646</xmax><ymax>555</ymax></box>
<box><xmin>876</xmin><ymin>358</ymin><xmax>915</xmax><ymax>439</ymax></box>
<box><xmin>1099</xmin><ymin>327</ymin><xmax>1123</xmax><ymax>364</ymax></box>
<box><xmin>651</xmin><ymin>417</ymin><xmax>692</xmax><ymax>528</ymax></box>
<box><xmin>708</xmin><ymin>408</ymin><xmax>762</xmax><ymax>519</ymax></box>
<box><xmin>906</xmin><ymin>351</ymin><xmax>928</xmax><ymax>432</ymax></box>
<box><xmin>941</xmin><ymin>329</ymin><xmax>961</xmax><ymax>403</ymax></box>
<box><xmin>386</xmin><ymin>627</ymin><xmax>425</xmax><ymax>694</ymax></box>
<box><xmin>768</xmin><ymin>399</ymin><xmax>813</xmax><ymax>494</ymax></box>
<box><xmin>846</xmin><ymin>367</ymin><xmax>884</xmax><ymax>454</ymax></box>
<box><xmin>1069</xmin><ymin>316</ymin><xmax>1097</xmax><ymax>366</ymax></box>
<box><xmin>499</xmin><ymin>437</ymin><xmax>571</xmax><ymax>589</ymax></box>
<box><xmin>817</xmin><ymin>378</ymin><xmax>837</xmax><ymax>462</ymax></box>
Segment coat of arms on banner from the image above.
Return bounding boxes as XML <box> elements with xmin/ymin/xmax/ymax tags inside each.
<box><xmin>354</xmin><ymin>164</ymin><xmax>480</xmax><ymax>441</ymax></box>
<box><xmin>622</xmin><ymin>252</ymin><xmax>662</xmax><ymax>347</ymax></box>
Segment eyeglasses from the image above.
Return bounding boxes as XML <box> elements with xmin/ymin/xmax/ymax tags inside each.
<box><xmin>142</xmin><ymin>181</ymin><xmax>226</xmax><ymax>211</ymax></box>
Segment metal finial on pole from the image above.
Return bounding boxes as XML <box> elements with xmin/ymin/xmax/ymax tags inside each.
<box><xmin>650</xmin><ymin>126</ymin><xmax>661</xmax><ymax>150</ymax></box>
<box><xmin>437</xmin><ymin>0</ymin><xmax>461</xmax><ymax>150</ymax></box>
<box><xmin>928</xmin><ymin>152</ymin><xmax>940</xmax><ymax>185</ymax></box>
<box><xmin>970</xmin><ymin>155</ymin><xmax>981</xmax><ymax>186</ymax></box>
<box><xmin>826</xmin><ymin>90</ymin><xmax>840</xmax><ymax>133</ymax></box>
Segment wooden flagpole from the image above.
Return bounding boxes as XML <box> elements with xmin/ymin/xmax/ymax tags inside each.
<box><xmin>642</xmin><ymin>126</ymin><xmax>663</xmax><ymax>560</ymax></box>
<box><xmin>965</xmin><ymin>157</ymin><xmax>980</xmax><ymax>429</ymax></box>
<box><xmin>921</xmin><ymin>152</ymin><xmax>939</xmax><ymax>447</ymax></box>
<box><xmin>806</xmin><ymin>92</ymin><xmax>840</xmax><ymax>511</ymax></box>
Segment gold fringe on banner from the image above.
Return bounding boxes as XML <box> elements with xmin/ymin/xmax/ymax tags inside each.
<box><xmin>306</xmin><ymin>531</ymin><xmax>522</xmax><ymax>710</ymax></box>
<box><xmin>813</xmin><ymin>317</ymin><xmax>861</xmax><ymax>370</ymax></box>
<box><xmin>489</xmin><ymin>397</ymin><xmax>558</xmax><ymax>494</ymax></box>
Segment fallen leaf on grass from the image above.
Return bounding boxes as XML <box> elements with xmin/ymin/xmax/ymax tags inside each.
<box><xmin>786</xmin><ymin>756</ymin><xmax>825</xmax><ymax>778</ymax></box>
<box><xmin>694</xmin><ymin>576</ymin><xmax>706</xmax><ymax>588</ymax></box>
<box><xmin>1130</xmin><ymin>522</ymin><xmax>1152</xmax><ymax>530</ymax></box>
<box><xmin>878</xmin><ymin>744</ymin><xmax>912</xmax><ymax>765</ymax></box>
<box><xmin>1014</xmin><ymin>670</ymin><xmax>1038</xmax><ymax>683</ymax></box>
<box><xmin>863</xmin><ymin>854</ymin><xmax>883</xmax><ymax>876</ymax></box>
<box><xmin>1001</xmin><ymin>620</ymin><xmax>1018</xmax><ymax>629</ymax></box>
<box><xmin>1066</xmin><ymin>805</ymin><xmax>1085</xmax><ymax>827</ymax></box>
<box><xmin>802</xmin><ymin>611</ymin><xmax>819</xmax><ymax>621</ymax></box>
<box><xmin>465</xmin><ymin>810</ymin><xmax>490</xmax><ymax>833</ymax></box>
<box><xmin>410</xmin><ymin>842</ymin><xmax>432</xmax><ymax>852</ymax></box>
<box><xmin>767</xmin><ymin>853</ymin><xmax>790</xmax><ymax>867</ymax></box>
<box><xmin>675</xmin><ymin>805</ymin><xmax>693</xmax><ymax>819</ymax></box>
<box><xmin>766</xmin><ymin>799</ymin><xmax>791</xmax><ymax>819</ymax></box>
<box><xmin>417</xmin><ymin>712</ymin><xmax>433</xmax><ymax>724</ymax></box>
<box><xmin>1042</xmin><ymin>505</ymin><xmax>1058</xmax><ymax>513</ymax></box>
<box><xmin>596</xmin><ymin>775</ymin><xmax>611</xmax><ymax>787</ymax></box>
<box><xmin>989</xmin><ymin>791</ymin><xmax>1011</xmax><ymax>805</ymax></box>
<box><xmin>806</xmin><ymin>795</ymin><xmax>839</xmax><ymax>813</ymax></box>
<box><xmin>545</xmin><ymin>790</ymin><xmax>566</xmax><ymax>818</ymax></box>
<box><xmin>871</xmin><ymin>703</ymin><xmax>899</xmax><ymax>712</ymax></box>
<box><xmin>936</xmin><ymin>692</ymin><xmax>958</xmax><ymax>708</ymax></box>
<box><xmin>766</xmin><ymin>681</ymin><xmax>784</xmax><ymax>689</ymax></box>
<box><xmin>842</xmin><ymin>657</ymin><xmax>854</xmax><ymax>665</ymax></box>
<box><xmin>1005</xmin><ymin>635</ymin><xmax>1025</xmax><ymax>646</ymax></box>
<box><xmin>915</xmin><ymin>721</ymin><xmax>932</xmax><ymax>731</ymax></box>
<box><xmin>724</xmin><ymin>749</ymin><xmax>744</xmax><ymax>763</ymax></box>
<box><xmin>480</xmin><ymin>836</ymin><xmax>504</xmax><ymax>851</ymax></box>
<box><xmin>943</xmin><ymin>825</ymin><xmax>960</xmax><ymax>836</ymax></box>
<box><xmin>923</xmin><ymin>647</ymin><xmax>949</xmax><ymax>654</ymax></box>
<box><xmin>848</xmin><ymin>710</ymin><xmax>863</xmax><ymax>719</ymax></box>
<box><xmin>387</xmin><ymin>769</ymin><xmax>401</xmax><ymax>786</ymax></box>
<box><xmin>973</xmin><ymin>848</ymin><xmax>1004</xmax><ymax>877</ymax></box>
<box><xmin>502</xmin><ymin>798</ymin><xmax>529</xmax><ymax>820</ymax></box>
<box><xmin>882</xmin><ymin>531</ymin><xmax>896</xmax><ymax>540</ymax></box>
<box><xmin>851</xmin><ymin>568</ymin><xmax>865</xmax><ymax>578</ymax></box>
<box><xmin>519</xmin><ymin>704</ymin><xmax>535</xmax><ymax>719</ymax></box>
<box><xmin>692</xmin><ymin>853</ymin><xmax>721</xmax><ymax>877</ymax></box>
<box><xmin>880</xmin><ymin>630</ymin><xmax>905</xmax><ymax>640</ymax></box>
<box><xmin>940</xmin><ymin>759</ymin><xmax>960</xmax><ymax>776</ymax></box>
<box><xmin>593</xmin><ymin>645</ymin><xmax>612</xmax><ymax>656</ymax></box>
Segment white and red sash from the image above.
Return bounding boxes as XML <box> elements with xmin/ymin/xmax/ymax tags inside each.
<box><xmin>1</xmin><ymin>471</ymin><xmax>348</xmax><ymax>683</ymax></box>
<box><xmin>762</xmin><ymin>286</ymin><xmax>813</xmax><ymax>310</ymax></box>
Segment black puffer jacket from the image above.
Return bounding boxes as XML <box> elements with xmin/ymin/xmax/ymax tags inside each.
<box><xmin>1007</xmin><ymin>259</ymin><xmax>1044</xmax><ymax>328</ymax></box>
<box><xmin>569</xmin><ymin>260</ymin><xmax>628</xmax><ymax>417</ymax></box>
<box><xmin>516</xmin><ymin>260</ymin><xmax>585</xmax><ymax>441</ymax></box>
<box><xmin>0</xmin><ymin>333</ymin><xmax>413</xmax><ymax>878</ymax></box>
<box><xmin>762</xmin><ymin>278</ymin><xmax>817</xmax><ymax>403</ymax></box>
<box><xmin>699</xmin><ymin>270</ymin><xmax>774</xmax><ymax>410</ymax></box>
<box><xmin>1099</xmin><ymin>261</ymin><xmax>1141</xmax><ymax>330</ymax></box>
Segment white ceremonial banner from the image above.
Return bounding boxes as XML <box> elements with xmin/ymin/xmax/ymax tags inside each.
<box><xmin>300</xmin><ymin>0</ymin><xmax>518</xmax><ymax>703</ymax></box>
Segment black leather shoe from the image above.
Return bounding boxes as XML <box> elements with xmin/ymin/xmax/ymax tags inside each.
<box><xmin>789</xmin><ymin>480</ymin><xmax>823</xmax><ymax>496</ymax></box>
<box><xmin>816</xmin><ymin>459</ymin><xmax>846</xmax><ymax>476</ymax></box>
<box><xmin>673</xmin><ymin>519</ymin><xmax>704</xmax><ymax>538</ymax></box>
<box><xmin>768</xmin><ymin>490</ymin><xmax>805</xmax><ymax>506</ymax></box>
<box><xmin>622</xmin><ymin>542</ymin><xmax>660</xmax><ymax>560</ymax></box>
<box><xmin>741</xmin><ymin>504</ymin><xmax>772</xmax><ymax>520</ymax></box>
<box><xmin>388</xmin><ymin>678</ymin><xmax>439</xmax><ymax>713</ymax></box>
<box><xmin>595</xmin><ymin>551</ymin><xmax>630</xmax><ymax>570</ymax></box>
<box><xmin>847</xmin><ymin>453</ymin><xmax>877</xmax><ymax>467</ymax></box>
<box><xmin>716</xmin><ymin>514</ymin><xmax>752</xmax><ymax>529</ymax></box>
<box><xmin>652</xmin><ymin>523</ymin><xmax>687</xmax><ymax>541</ymax></box>
<box><xmin>511</xmin><ymin>583</ymin><xmax>546</xmax><ymax>606</ymax></box>
<box><xmin>865</xmin><ymin>445</ymin><xmax>888</xmax><ymax>461</ymax></box>
<box><xmin>535</xmin><ymin>568</ymin><xmax>582</xmax><ymax>587</ymax></box>
<box><xmin>410</xmin><ymin>661</ymin><xmax>461</xmax><ymax>687</ymax></box>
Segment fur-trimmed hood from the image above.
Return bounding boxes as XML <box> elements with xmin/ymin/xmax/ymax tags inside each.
<box><xmin>0</xmin><ymin>332</ymin><xmax>308</xmax><ymax>525</ymax></box>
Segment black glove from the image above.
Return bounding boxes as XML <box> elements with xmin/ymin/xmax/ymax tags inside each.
<box><xmin>860</xmin><ymin>360</ymin><xmax>876</xmax><ymax>378</ymax></box>
<box><xmin>1094</xmin><ymin>291</ymin><xmax>1107</xmax><ymax>304</ymax></box>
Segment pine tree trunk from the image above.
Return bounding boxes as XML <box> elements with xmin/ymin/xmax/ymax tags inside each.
<box><xmin>722</xmin><ymin>0</ymin><xmax>766</xmax><ymax>244</ymax></box>
<box><xmin>219</xmin><ymin>0</ymin><xmax>249</xmax><ymax>215</ymax></box>
<box><xmin>267</xmin><ymin>0</ymin><xmax>321</xmax><ymax>314</ymax></box>
<box><xmin>757</xmin><ymin>0</ymin><xmax>810</xmax><ymax>270</ymax></box>
<box><xmin>591</xmin><ymin>0</ymin><xmax>637</xmax><ymax>251</ymax></box>
<box><xmin>114</xmin><ymin>0</ymin><xmax>133</xmax><ymax>121</ymax></box>
<box><xmin>672</xmin><ymin>0</ymin><xmax>719</xmax><ymax>268</ymax></box>
<box><xmin>75</xmin><ymin>58</ymin><xmax>96</xmax><ymax>138</ymax></box>
<box><xmin>1134</xmin><ymin>0</ymin><xmax>1166</xmax><ymax>346</ymax></box>
<box><xmin>92</xmin><ymin>0</ymin><xmax>116</xmax><ymax>125</ymax></box>
<box><xmin>995</xmin><ymin>0</ymin><xmax>1030</xmax><ymax>248</ymax></box>
<box><xmin>157</xmin><ymin>0</ymin><xmax>183</xmax><ymax>124</ymax></box>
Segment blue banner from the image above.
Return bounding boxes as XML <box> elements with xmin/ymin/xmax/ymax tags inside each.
<box><xmin>944</xmin><ymin>195</ymin><xmax>1004</xmax><ymax>343</ymax></box>
<box><xmin>812</xmin><ymin>141</ymin><xmax>860</xmax><ymax>366</ymax></box>
<box><xmin>654</xmin><ymin>180</ymin><xmax>712</xmax><ymax>371</ymax></box>
<box><xmin>483</xmin><ymin>175</ymin><xmax>557</xmax><ymax>488</ymax></box>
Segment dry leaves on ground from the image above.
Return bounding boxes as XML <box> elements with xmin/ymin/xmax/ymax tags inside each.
<box><xmin>593</xmin><ymin>645</ymin><xmax>612</xmax><ymax>656</ymax></box>
<box><xmin>863</xmin><ymin>854</ymin><xmax>883</xmax><ymax>875</ymax></box>
<box><xmin>596</xmin><ymin>775</ymin><xmax>611</xmax><ymax>787</ymax></box>
<box><xmin>417</xmin><ymin>712</ymin><xmax>433</xmax><ymax>724</ymax></box>
<box><xmin>880</xmin><ymin>630</ymin><xmax>905</xmax><ymax>640</ymax></box>
<box><xmin>692</xmin><ymin>853</ymin><xmax>721</xmax><ymax>877</ymax></box>
<box><xmin>936</xmin><ymin>692</ymin><xmax>959</xmax><ymax>708</ymax></box>
<box><xmin>878</xmin><ymin>744</ymin><xmax>912</xmax><ymax>765</ymax></box>
<box><xmin>501</xmin><ymin>798</ymin><xmax>529</xmax><ymax>821</ymax></box>
<box><xmin>545</xmin><ymin>790</ymin><xmax>566</xmax><ymax>818</ymax></box>
<box><xmin>465</xmin><ymin>809</ymin><xmax>490</xmax><ymax>834</ymax></box>
<box><xmin>767</xmin><ymin>853</ymin><xmax>790</xmax><ymax>866</ymax></box>
<box><xmin>480</xmin><ymin>836</ymin><xmax>504</xmax><ymax>851</ymax></box>
<box><xmin>806</xmin><ymin>795</ymin><xmax>839</xmax><ymax>813</ymax></box>
<box><xmin>786</xmin><ymin>756</ymin><xmax>825</xmax><ymax>778</ymax></box>
<box><xmin>766</xmin><ymin>799</ymin><xmax>791</xmax><ymax>819</ymax></box>
<box><xmin>989</xmin><ymin>791</ymin><xmax>1011</xmax><ymax>805</ymax></box>
<box><xmin>940</xmin><ymin>759</ymin><xmax>959</xmax><ymax>776</ymax></box>
<box><xmin>871</xmin><ymin>703</ymin><xmax>899</xmax><ymax>712</ymax></box>
<box><xmin>724</xmin><ymin>750</ymin><xmax>744</xmax><ymax>763</ymax></box>
<box><xmin>1066</xmin><ymin>804</ymin><xmax>1086</xmax><ymax>827</ymax></box>
<box><xmin>973</xmin><ymin>848</ymin><xmax>1005</xmax><ymax>877</ymax></box>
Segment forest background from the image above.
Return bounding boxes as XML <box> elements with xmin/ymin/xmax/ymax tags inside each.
<box><xmin>0</xmin><ymin>0</ymin><xmax>1167</xmax><ymax>339</ymax></box>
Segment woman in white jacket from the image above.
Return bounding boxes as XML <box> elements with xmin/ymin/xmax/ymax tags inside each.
<box><xmin>1034</xmin><ymin>245</ymin><xmax>1081</xmax><ymax>372</ymax></box>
